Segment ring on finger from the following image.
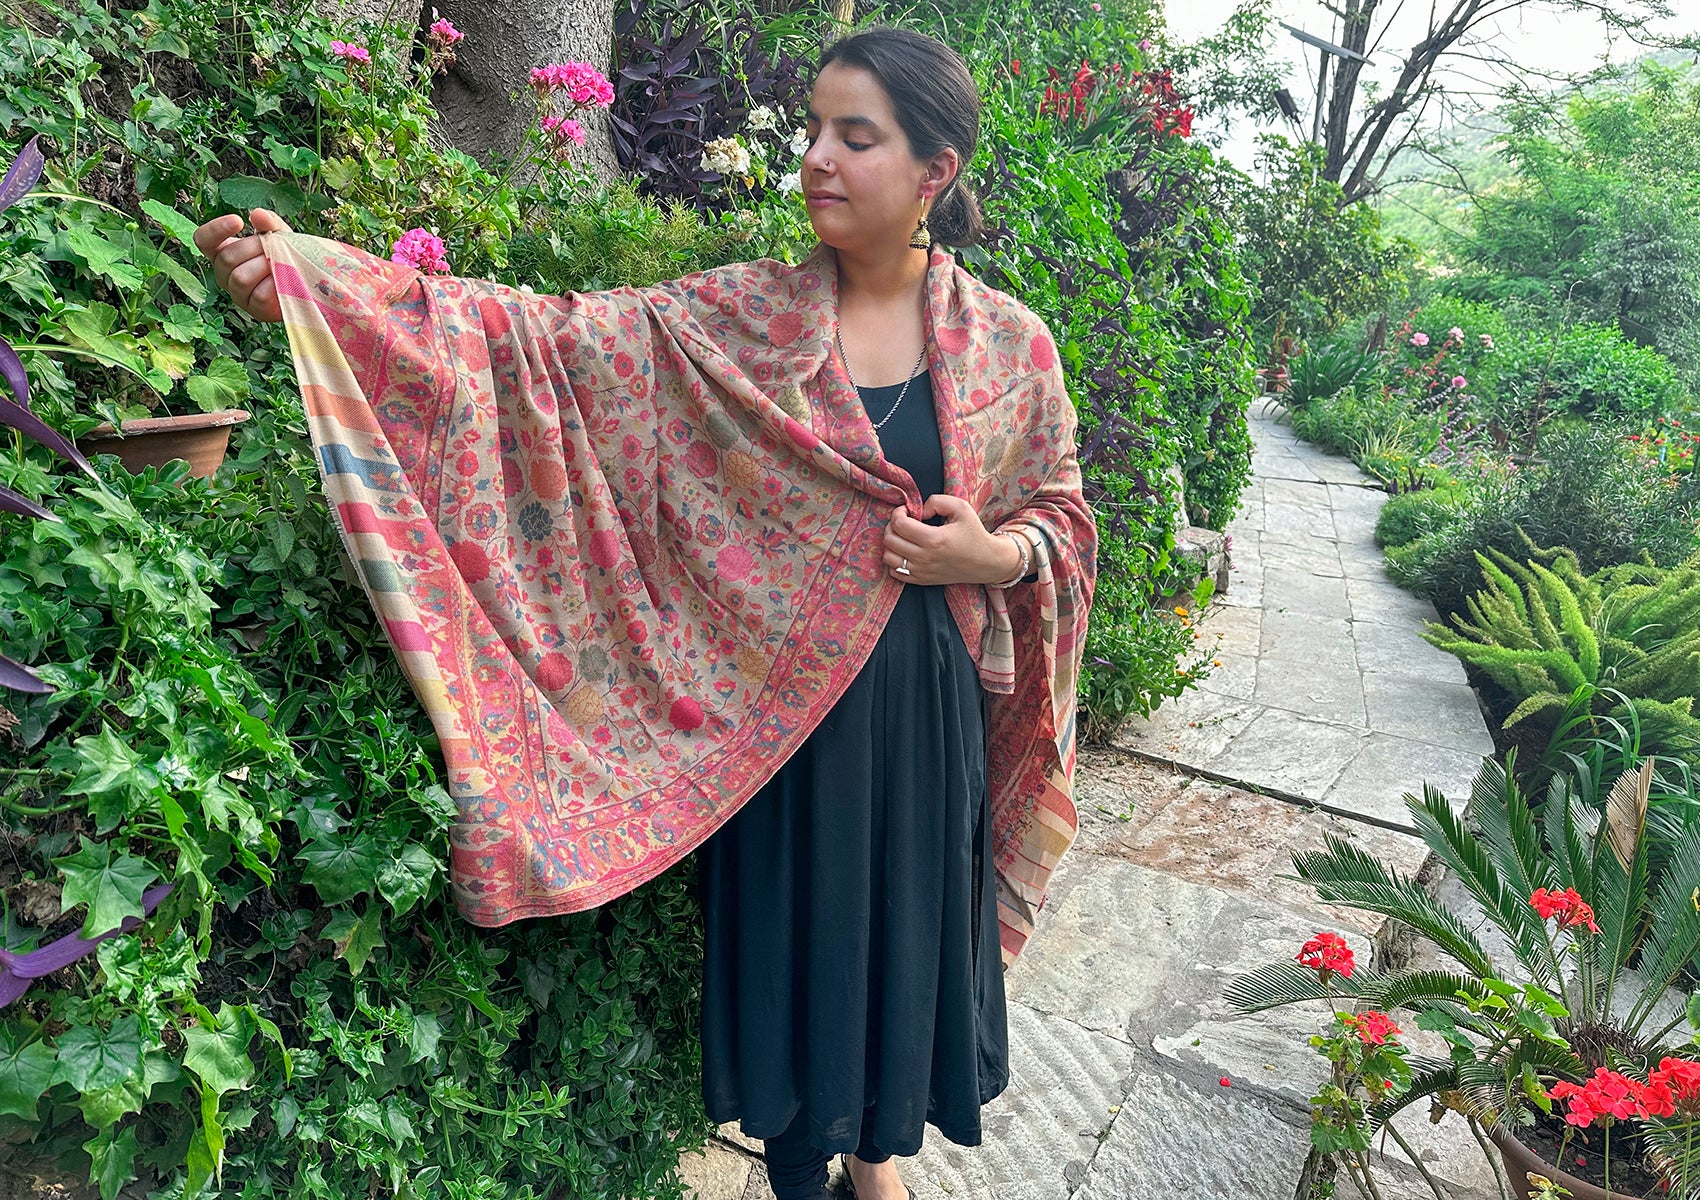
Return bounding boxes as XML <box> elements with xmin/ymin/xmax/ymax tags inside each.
<box><xmin>896</xmin><ymin>557</ymin><xmax>911</xmax><ymax>576</ymax></box>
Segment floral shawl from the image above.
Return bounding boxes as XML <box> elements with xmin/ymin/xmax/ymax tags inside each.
<box><xmin>263</xmin><ymin>231</ymin><xmax>1096</xmax><ymax>964</ymax></box>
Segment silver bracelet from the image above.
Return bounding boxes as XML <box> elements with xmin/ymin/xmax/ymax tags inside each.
<box><xmin>993</xmin><ymin>530</ymin><xmax>1031</xmax><ymax>588</ymax></box>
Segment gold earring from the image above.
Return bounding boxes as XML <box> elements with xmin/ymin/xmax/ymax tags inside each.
<box><xmin>909</xmin><ymin>207</ymin><xmax>931</xmax><ymax>249</ymax></box>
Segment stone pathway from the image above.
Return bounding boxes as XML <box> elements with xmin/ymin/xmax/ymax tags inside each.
<box><xmin>679</xmin><ymin>406</ymin><xmax>1503</xmax><ymax>1200</ymax></box>
<box><xmin>1119</xmin><ymin>406</ymin><xmax>1494</xmax><ymax>830</ymax></box>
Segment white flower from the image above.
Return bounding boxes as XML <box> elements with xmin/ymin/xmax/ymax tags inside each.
<box><xmin>747</xmin><ymin>105</ymin><xmax>778</xmax><ymax>132</ymax></box>
<box><xmin>789</xmin><ymin>127</ymin><xmax>811</xmax><ymax>157</ymax></box>
<box><xmin>700</xmin><ymin>136</ymin><xmax>752</xmax><ymax>178</ymax></box>
<box><xmin>778</xmin><ymin>171</ymin><xmax>802</xmax><ymax>194</ymax></box>
<box><xmin>749</xmin><ymin>139</ymin><xmax>769</xmax><ymax>160</ymax></box>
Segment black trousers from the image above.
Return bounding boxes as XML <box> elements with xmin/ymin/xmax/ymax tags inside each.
<box><xmin>764</xmin><ymin>1108</ymin><xmax>894</xmax><ymax>1200</ymax></box>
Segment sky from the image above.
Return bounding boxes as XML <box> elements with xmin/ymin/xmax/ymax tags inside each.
<box><xmin>1164</xmin><ymin>0</ymin><xmax>1699</xmax><ymax>175</ymax></box>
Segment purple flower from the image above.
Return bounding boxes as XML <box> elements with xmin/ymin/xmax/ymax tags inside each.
<box><xmin>1</xmin><ymin>884</ymin><xmax>173</xmax><ymax>1006</ymax></box>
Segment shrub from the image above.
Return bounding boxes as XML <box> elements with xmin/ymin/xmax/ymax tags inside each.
<box><xmin>1374</xmin><ymin>485</ymin><xmax>1467</xmax><ymax>550</ymax></box>
<box><xmin>1386</xmin><ymin>423</ymin><xmax>1700</xmax><ymax>616</ymax></box>
<box><xmin>1493</xmin><ymin>319</ymin><xmax>1686</xmax><ymax>420</ymax></box>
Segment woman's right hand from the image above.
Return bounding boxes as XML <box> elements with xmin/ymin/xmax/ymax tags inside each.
<box><xmin>193</xmin><ymin>208</ymin><xmax>293</xmax><ymax>324</ymax></box>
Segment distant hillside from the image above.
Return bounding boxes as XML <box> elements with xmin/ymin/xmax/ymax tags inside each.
<box><xmin>1372</xmin><ymin>49</ymin><xmax>1698</xmax><ymax>260</ymax></box>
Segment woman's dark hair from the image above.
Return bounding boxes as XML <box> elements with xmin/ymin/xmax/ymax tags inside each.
<box><xmin>818</xmin><ymin>28</ymin><xmax>984</xmax><ymax>248</ymax></box>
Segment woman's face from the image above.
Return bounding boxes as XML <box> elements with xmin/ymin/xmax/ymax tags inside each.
<box><xmin>800</xmin><ymin>62</ymin><xmax>953</xmax><ymax>255</ymax></box>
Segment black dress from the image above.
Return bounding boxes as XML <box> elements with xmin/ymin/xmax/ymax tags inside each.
<box><xmin>697</xmin><ymin>370</ymin><xmax>1010</xmax><ymax>1157</ymax></box>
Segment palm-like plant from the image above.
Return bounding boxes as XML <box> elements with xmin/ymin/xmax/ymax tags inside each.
<box><xmin>1228</xmin><ymin>750</ymin><xmax>1700</xmax><ymax>1157</ymax></box>
<box><xmin>1284</xmin><ymin>337</ymin><xmax>1381</xmax><ymax>410</ymax></box>
<box><xmin>1</xmin><ymin>134</ymin><xmax>100</xmax><ymax>693</ymax></box>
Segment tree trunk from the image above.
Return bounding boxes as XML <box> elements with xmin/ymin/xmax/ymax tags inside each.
<box><xmin>427</xmin><ymin>0</ymin><xmax>622</xmax><ymax>186</ymax></box>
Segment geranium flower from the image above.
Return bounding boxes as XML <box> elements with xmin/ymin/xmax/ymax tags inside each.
<box><xmin>1480</xmin><ymin>333</ymin><xmax>1495</xmax><ymax>349</ymax></box>
<box><xmin>1529</xmin><ymin>886</ymin><xmax>1600</xmax><ymax>932</ymax></box>
<box><xmin>1650</xmin><ymin>1057</ymin><xmax>1700</xmax><ymax>1115</ymax></box>
<box><xmin>529</xmin><ymin>61</ymin><xmax>615</xmax><ymax>107</ymax></box>
<box><xmin>330</xmin><ymin>39</ymin><xmax>372</xmax><ymax>65</ymax></box>
<box><xmin>1410</xmin><ymin>332</ymin><xmax>1429</xmax><ymax>347</ymax></box>
<box><xmin>1139</xmin><ymin>38</ymin><xmax>1152</xmax><ymax>50</ymax></box>
<box><xmin>428</xmin><ymin>14</ymin><xmax>464</xmax><ymax>44</ymax></box>
<box><xmin>1348</xmin><ymin>1010</ymin><xmax>1401</xmax><ymax>1045</ymax></box>
<box><xmin>778</xmin><ymin>171</ymin><xmax>802</xmax><ymax>194</ymax></box>
<box><xmin>1447</xmin><ymin>326</ymin><xmax>1464</xmax><ymax>342</ymax></box>
<box><xmin>1547</xmin><ymin>1068</ymin><xmax>1649</xmax><ymax>1127</ymax></box>
<box><xmin>541</xmin><ymin>114</ymin><xmax>586</xmax><ymax>153</ymax></box>
<box><xmin>747</xmin><ymin>104</ymin><xmax>779</xmax><ymax>133</ymax></box>
<box><xmin>390</xmin><ymin>228</ymin><xmax>451</xmax><ymax>273</ymax></box>
<box><xmin>700</xmin><ymin>136</ymin><xmax>751</xmax><ymax>179</ymax></box>
<box><xmin>1296</xmin><ymin>932</ymin><xmax>1355</xmax><ymax>978</ymax></box>
<box><xmin>1452</xmin><ymin>375</ymin><xmax>1467</xmax><ymax>389</ymax></box>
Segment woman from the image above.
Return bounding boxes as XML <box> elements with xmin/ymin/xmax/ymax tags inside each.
<box><xmin>195</xmin><ymin>29</ymin><xmax>1094</xmax><ymax>1200</ymax></box>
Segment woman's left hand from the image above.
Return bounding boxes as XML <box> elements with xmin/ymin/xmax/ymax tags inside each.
<box><xmin>882</xmin><ymin>495</ymin><xmax>1021</xmax><ymax>586</ymax></box>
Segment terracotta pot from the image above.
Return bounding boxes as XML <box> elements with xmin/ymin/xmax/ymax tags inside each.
<box><xmin>1490</xmin><ymin>1124</ymin><xmax>1651</xmax><ymax>1200</ymax></box>
<box><xmin>78</xmin><ymin>409</ymin><xmax>251</xmax><ymax>479</ymax></box>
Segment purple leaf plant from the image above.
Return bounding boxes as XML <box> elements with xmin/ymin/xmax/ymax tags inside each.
<box><xmin>0</xmin><ymin>884</ymin><xmax>173</xmax><ymax>1006</ymax></box>
<box><xmin>0</xmin><ymin>135</ymin><xmax>99</xmax><ymax>695</ymax></box>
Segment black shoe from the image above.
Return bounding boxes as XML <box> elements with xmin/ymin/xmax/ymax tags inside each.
<box><xmin>838</xmin><ymin>1153</ymin><xmax>917</xmax><ymax>1200</ymax></box>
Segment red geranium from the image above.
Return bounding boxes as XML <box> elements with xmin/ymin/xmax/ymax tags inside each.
<box><xmin>1649</xmin><ymin>1057</ymin><xmax>1700</xmax><ymax>1116</ymax></box>
<box><xmin>1347</xmin><ymin>1010</ymin><xmax>1401</xmax><ymax>1046</ymax></box>
<box><xmin>1296</xmin><ymin>932</ymin><xmax>1355</xmax><ymax>978</ymax></box>
<box><xmin>1547</xmin><ymin>1068</ymin><xmax>1649</xmax><ymax>1127</ymax></box>
<box><xmin>1529</xmin><ymin>886</ymin><xmax>1600</xmax><ymax>933</ymax></box>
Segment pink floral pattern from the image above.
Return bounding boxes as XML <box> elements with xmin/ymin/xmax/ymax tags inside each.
<box><xmin>263</xmin><ymin>232</ymin><xmax>1096</xmax><ymax>964</ymax></box>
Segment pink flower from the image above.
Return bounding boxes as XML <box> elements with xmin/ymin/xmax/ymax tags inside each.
<box><xmin>542</xmin><ymin>114</ymin><xmax>586</xmax><ymax>151</ymax></box>
<box><xmin>1452</xmin><ymin>375</ymin><xmax>1467</xmax><ymax>389</ymax></box>
<box><xmin>330</xmin><ymin>39</ymin><xmax>372</xmax><ymax>65</ymax></box>
<box><xmin>1139</xmin><ymin>38</ymin><xmax>1152</xmax><ymax>50</ymax></box>
<box><xmin>1091</xmin><ymin>3</ymin><xmax>1101</xmax><ymax>9</ymax></box>
<box><xmin>530</xmin><ymin>61</ymin><xmax>615</xmax><ymax>107</ymax></box>
<box><xmin>390</xmin><ymin>228</ymin><xmax>451</xmax><ymax>273</ymax></box>
<box><xmin>1410</xmin><ymin>332</ymin><xmax>1429</xmax><ymax>347</ymax></box>
<box><xmin>1447</xmin><ymin>326</ymin><xmax>1464</xmax><ymax>342</ymax></box>
<box><xmin>1480</xmin><ymin>333</ymin><xmax>1495</xmax><ymax>349</ymax></box>
<box><xmin>429</xmin><ymin>17</ymin><xmax>464</xmax><ymax>44</ymax></box>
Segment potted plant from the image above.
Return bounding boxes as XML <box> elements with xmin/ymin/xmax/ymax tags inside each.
<box><xmin>2</xmin><ymin>135</ymin><xmax>250</xmax><ymax>480</ymax></box>
<box><xmin>1228</xmin><ymin>744</ymin><xmax>1700</xmax><ymax>1200</ymax></box>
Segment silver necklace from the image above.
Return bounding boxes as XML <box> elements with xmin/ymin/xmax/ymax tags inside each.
<box><xmin>836</xmin><ymin>329</ymin><xmax>929</xmax><ymax>430</ymax></box>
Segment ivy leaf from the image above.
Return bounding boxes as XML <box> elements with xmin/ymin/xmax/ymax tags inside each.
<box><xmin>184</xmin><ymin>357</ymin><xmax>249</xmax><ymax>414</ymax></box>
<box><xmin>298</xmin><ymin>832</ymin><xmax>381</xmax><ymax>904</ymax></box>
<box><xmin>53</xmin><ymin>1015</ymin><xmax>143</xmax><ymax>1093</ymax></box>
<box><xmin>0</xmin><ymin>1027</ymin><xmax>56</xmax><ymax>1119</ymax></box>
<box><xmin>84</xmin><ymin>1124</ymin><xmax>140</xmax><ymax>1200</ymax></box>
<box><xmin>56</xmin><ymin>840</ymin><xmax>159</xmax><ymax>938</ymax></box>
<box><xmin>321</xmin><ymin>903</ymin><xmax>385</xmax><ymax>976</ymax></box>
<box><xmin>59</xmin><ymin>725</ymin><xmax>144</xmax><ymax>832</ymax></box>
<box><xmin>376</xmin><ymin>844</ymin><xmax>439</xmax><ymax>917</ymax></box>
<box><xmin>182</xmin><ymin>1003</ymin><xmax>255</xmax><ymax>1095</ymax></box>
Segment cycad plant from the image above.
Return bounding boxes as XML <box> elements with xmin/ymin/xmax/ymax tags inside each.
<box><xmin>1422</xmin><ymin>544</ymin><xmax>1700</xmax><ymax>762</ymax></box>
<box><xmin>1228</xmin><ymin>749</ymin><xmax>1700</xmax><ymax>1192</ymax></box>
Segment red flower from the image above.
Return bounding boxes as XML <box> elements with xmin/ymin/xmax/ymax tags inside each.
<box><xmin>1010</xmin><ymin>58</ymin><xmax>1021</xmax><ymax>74</ymax></box>
<box><xmin>1547</xmin><ymin>1069</ymin><xmax>1649</xmax><ymax>1127</ymax></box>
<box><xmin>1650</xmin><ymin>1057</ymin><xmax>1700</xmax><ymax>1115</ymax></box>
<box><xmin>1349</xmin><ymin>1011</ymin><xmax>1401</xmax><ymax>1046</ymax></box>
<box><xmin>1296</xmin><ymin>932</ymin><xmax>1355</xmax><ymax>978</ymax></box>
<box><xmin>1530</xmin><ymin>887</ymin><xmax>1600</xmax><ymax>933</ymax></box>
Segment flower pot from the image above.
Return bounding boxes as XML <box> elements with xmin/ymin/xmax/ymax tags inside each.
<box><xmin>77</xmin><ymin>409</ymin><xmax>251</xmax><ymax>480</ymax></box>
<box><xmin>1489</xmin><ymin>1124</ymin><xmax>1652</xmax><ymax>1200</ymax></box>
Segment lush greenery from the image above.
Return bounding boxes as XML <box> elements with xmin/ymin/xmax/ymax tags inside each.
<box><xmin>1230</xmin><ymin>745</ymin><xmax>1700</xmax><ymax>1196</ymax></box>
<box><xmin>0</xmin><ymin>0</ymin><xmax>1260</xmax><ymax>1195</ymax></box>
<box><xmin>1420</xmin><ymin>546</ymin><xmax>1700</xmax><ymax>765</ymax></box>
